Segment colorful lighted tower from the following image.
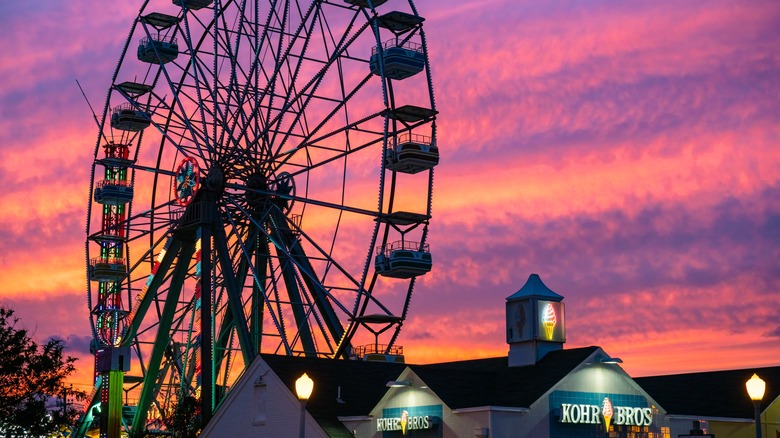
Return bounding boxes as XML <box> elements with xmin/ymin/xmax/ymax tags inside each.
<box><xmin>89</xmin><ymin>141</ymin><xmax>133</xmax><ymax>437</ymax></box>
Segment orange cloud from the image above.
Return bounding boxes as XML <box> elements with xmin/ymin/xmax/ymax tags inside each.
<box><xmin>0</xmin><ymin>0</ymin><xmax>779</xmax><ymax>393</ymax></box>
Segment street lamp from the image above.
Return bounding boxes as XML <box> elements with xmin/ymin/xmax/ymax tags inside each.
<box><xmin>296</xmin><ymin>373</ymin><xmax>314</xmax><ymax>438</ymax></box>
<box><xmin>746</xmin><ymin>373</ymin><xmax>765</xmax><ymax>438</ymax></box>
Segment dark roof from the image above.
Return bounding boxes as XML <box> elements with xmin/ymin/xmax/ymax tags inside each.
<box><xmin>261</xmin><ymin>354</ymin><xmax>405</xmax><ymax>437</ymax></box>
<box><xmin>506</xmin><ymin>273</ymin><xmax>563</xmax><ymax>301</ymax></box>
<box><xmin>635</xmin><ymin>365</ymin><xmax>780</xmax><ymax>419</ymax></box>
<box><xmin>255</xmin><ymin>347</ymin><xmax>780</xmax><ymax>436</ymax></box>
<box><xmin>411</xmin><ymin>346</ymin><xmax>599</xmax><ymax>409</ymax></box>
<box><xmin>262</xmin><ymin>346</ymin><xmax>599</xmax><ymax>435</ymax></box>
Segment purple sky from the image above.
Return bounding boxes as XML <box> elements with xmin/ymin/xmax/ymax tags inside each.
<box><xmin>0</xmin><ymin>0</ymin><xmax>778</xmax><ymax>389</ymax></box>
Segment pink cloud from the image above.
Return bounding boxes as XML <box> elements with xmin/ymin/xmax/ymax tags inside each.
<box><xmin>0</xmin><ymin>0</ymin><xmax>778</xmax><ymax>392</ymax></box>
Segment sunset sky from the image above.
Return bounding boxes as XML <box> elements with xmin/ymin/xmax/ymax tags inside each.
<box><xmin>0</xmin><ymin>0</ymin><xmax>778</xmax><ymax>393</ymax></box>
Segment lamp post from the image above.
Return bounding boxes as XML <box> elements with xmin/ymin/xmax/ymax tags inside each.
<box><xmin>296</xmin><ymin>373</ymin><xmax>314</xmax><ymax>438</ymax></box>
<box><xmin>746</xmin><ymin>373</ymin><xmax>766</xmax><ymax>438</ymax></box>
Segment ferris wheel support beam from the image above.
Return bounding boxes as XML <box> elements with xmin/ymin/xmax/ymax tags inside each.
<box><xmin>200</xmin><ymin>223</ymin><xmax>214</xmax><ymax>425</ymax></box>
<box><xmin>275</xmin><ymin>241</ymin><xmax>317</xmax><ymax>355</ymax></box>
<box><xmin>251</xmin><ymin>230</ymin><xmax>267</xmax><ymax>352</ymax></box>
<box><xmin>213</xmin><ymin>220</ymin><xmax>255</xmax><ymax>364</ymax></box>
<box><xmin>131</xmin><ymin>239</ymin><xmax>196</xmax><ymax>434</ymax></box>
<box><xmin>214</xmin><ymin>232</ymin><xmax>260</xmax><ymax>369</ymax></box>
<box><xmin>211</xmin><ymin>226</ymin><xmax>261</xmax><ymax>367</ymax></box>
<box><xmin>123</xmin><ymin>238</ymin><xmax>184</xmax><ymax>344</ymax></box>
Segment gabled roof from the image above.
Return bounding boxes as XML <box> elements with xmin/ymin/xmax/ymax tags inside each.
<box><xmin>506</xmin><ymin>273</ymin><xmax>563</xmax><ymax>301</ymax></box>
<box><xmin>411</xmin><ymin>346</ymin><xmax>599</xmax><ymax>409</ymax></box>
<box><xmin>262</xmin><ymin>345</ymin><xmax>599</xmax><ymax>435</ymax></box>
<box><xmin>635</xmin><ymin>365</ymin><xmax>780</xmax><ymax>419</ymax></box>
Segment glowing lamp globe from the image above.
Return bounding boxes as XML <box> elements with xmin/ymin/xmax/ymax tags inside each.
<box><xmin>746</xmin><ymin>373</ymin><xmax>766</xmax><ymax>402</ymax></box>
<box><xmin>296</xmin><ymin>373</ymin><xmax>314</xmax><ymax>401</ymax></box>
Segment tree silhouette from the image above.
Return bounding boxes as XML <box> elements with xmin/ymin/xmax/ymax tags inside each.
<box><xmin>0</xmin><ymin>305</ymin><xmax>85</xmax><ymax>435</ymax></box>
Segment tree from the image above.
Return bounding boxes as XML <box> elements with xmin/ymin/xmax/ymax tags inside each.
<box><xmin>168</xmin><ymin>395</ymin><xmax>202</xmax><ymax>438</ymax></box>
<box><xmin>0</xmin><ymin>305</ymin><xmax>86</xmax><ymax>435</ymax></box>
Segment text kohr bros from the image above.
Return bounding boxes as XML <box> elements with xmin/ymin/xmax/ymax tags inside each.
<box><xmin>559</xmin><ymin>403</ymin><xmax>653</xmax><ymax>426</ymax></box>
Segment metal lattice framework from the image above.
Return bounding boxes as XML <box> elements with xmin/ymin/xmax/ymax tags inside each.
<box><xmin>83</xmin><ymin>0</ymin><xmax>437</xmax><ymax>434</ymax></box>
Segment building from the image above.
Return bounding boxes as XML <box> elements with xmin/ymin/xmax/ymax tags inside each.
<box><xmin>636</xmin><ymin>367</ymin><xmax>780</xmax><ymax>437</ymax></box>
<box><xmin>201</xmin><ymin>274</ymin><xmax>779</xmax><ymax>438</ymax></box>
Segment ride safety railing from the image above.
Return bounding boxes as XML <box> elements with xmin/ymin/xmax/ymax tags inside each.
<box><xmin>96</xmin><ymin>179</ymin><xmax>132</xmax><ymax>188</ymax></box>
<box><xmin>91</xmin><ymin>257</ymin><xmax>126</xmax><ymax>266</ymax></box>
<box><xmin>139</xmin><ymin>34</ymin><xmax>177</xmax><ymax>45</ymax></box>
<box><xmin>112</xmin><ymin>102</ymin><xmax>145</xmax><ymax>114</ymax></box>
<box><xmin>376</xmin><ymin>240</ymin><xmax>429</xmax><ymax>256</ymax></box>
<box><xmin>393</xmin><ymin>132</ymin><xmax>433</xmax><ymax>147</ymax></box>
<box><xmin>354</xmin><ymin>344</ymin><xmax>404</xmax><ymax>359</ymax></box>
<box><xmin>372</xmin><ymin>38</ymin><xmax>423</xmax><ymax>55</ymax></box>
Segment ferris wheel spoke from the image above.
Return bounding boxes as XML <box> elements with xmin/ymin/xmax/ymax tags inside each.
<box><xmin>121</xmin><ymin>205</ymin><xmax>179</xmax><ymax>245</ymax></box>
<box><xmin>269</xmin><ymin>72</ymin><xmax>376</xmax><ymax>173</ymax></box>
<box><xmin>276</xmin><ymin>113</ymin><xmax>383</xmax><ymax>177</ymax></box>
<box><xmin>112</xmin><ymin>85</ymin><xmax>200</xmax><ymax>159</ymax></box>
<box><xmin>256</xmin><ymin>0</ymin><xmax>291</xmax><ymax>147</ymax></box>
<box><xmin>221</xmin><ymin>0</ymin><xmax>321</xmax><ymax>165</ymax></box>
<box><xmin>263</xmin><ymin>3</ymin><xmax>323</xmax><ymax>148</ymax></box>
<box><xmin>229</xmin><ymin>9</ymin><xmax>368</xmax><ymax>165</ymax></box>
<box><xmin>265</xmin><ymin>19</ymin><xmax>371</xmax><ymax>160</ymax></box>
<box><xmin>225</xmin><ymin>181</ymin><xmax>380</xmax><ymax>219</ymax></box>
<box><xmin>283</xmin><ymin>211</ymin><xmax>367</xmax><ymax>294</ymax></box>
<box><xmin>179</xmin><ymin>7</ymin><xmax>219</xmax><ymax>158</ymax></box>
<box><xmin>178</xmin><ymin>13</ymin><xmax>221</xmax><ymax>159</ymax></box>
<box><xmin>212</xmin><ymin>5</ymin><xmax>252</xmax><ymax>154</ymax></box>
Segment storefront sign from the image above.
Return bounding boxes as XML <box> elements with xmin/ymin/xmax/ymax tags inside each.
<box><xmin>559</xmin><ymin>397</ymin><xmax>652</xmax><ymax>430</ymax></box>
<box><xmin>550</xmin><ymin>391</ymin><xmax>658</xmax><ymax>436</ymax></box>
<box><xmin>379</xmin><ymin>405</ymin><xmax>441</xmax><ymax>436</ymax></box>
<box><xmin>376</xmin><ymin>411</ymin><xmax>432</xmax><ymax>433</ymax></box>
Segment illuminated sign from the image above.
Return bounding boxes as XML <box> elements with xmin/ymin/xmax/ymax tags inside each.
<box><xmin>376</xmin><ymin>411</ymin><xmax>431</xmax><ymax>434</ymax></box>
<box><xmin>507</xmin><ymin>300</ymin><xmax>566</xmax><ymax>343</ymax></box>
<box><xmin>551</xmin><ymin>391</ymin><xmax>658</xmax><ymax>436</ymax></box>
<box><xmin>542</xmin><ymin>303</ymin><xmax>556</xmax><ymax>339</ymax></box>
<box><xmin>559</xmin><ymin>397</ymin><xmax>652</xmax><ymax>428</ymax></box>
<box><xmin>537</xmin><ymin>300</ymin><xmax>565</xmax><ymax>341</ymax></box>
<box><xmin>602</xmin><ymin>397</ymin><xmax>613</xmax><ymax>431</ymax></box>
<box><xmin>379</xmin><ymin>405</ymin><xmax>441</xmax><ymax>436</ymax></box>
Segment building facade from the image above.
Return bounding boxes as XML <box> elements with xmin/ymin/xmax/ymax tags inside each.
<box><xmin>201</xmin><ymin>274</ymin><xmax>779</xmax><ymax>438</ymax></box>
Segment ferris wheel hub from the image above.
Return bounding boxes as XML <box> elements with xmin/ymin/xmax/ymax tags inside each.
<box><xmin>203</xmin><ymin>164</ymin><xmax>225</xmax><ymax>194</ymax></box>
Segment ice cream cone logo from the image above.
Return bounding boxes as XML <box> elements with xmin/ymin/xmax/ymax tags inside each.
<box><xmin>602</xmin><ymin>397</ymin><xmax>613</xmax><ymax>432</ymax></box>
<box><xmin>401</xmin><ymin>410</ymin><xmax>408</xmax><ymax>435</ymax></box>
<box><xmin>542</xmin><ymin>303</ymin><xmax>557</xmax><ymax>339</ymax></box>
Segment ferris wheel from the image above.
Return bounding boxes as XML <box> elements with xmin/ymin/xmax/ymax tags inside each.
<box><xmin>83</xmin><ymin>0</ymin><xmax>437</xmax><ymax>434</ymax></box>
